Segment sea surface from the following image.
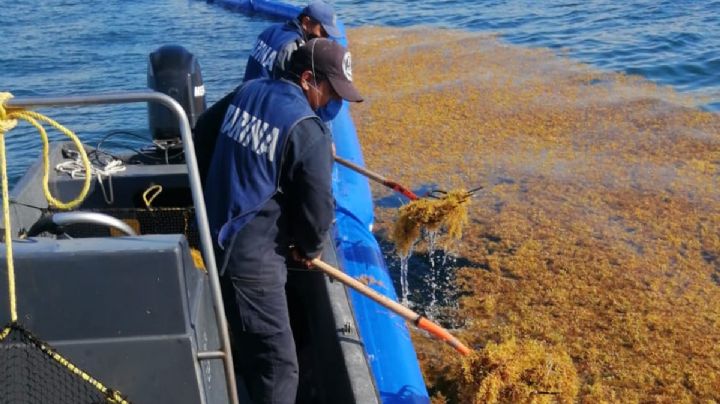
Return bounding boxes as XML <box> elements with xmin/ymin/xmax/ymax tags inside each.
<box><xmin>1</xmin><ymin>0</ymin><xmax>718</xmax><ymax>183</ymax></box>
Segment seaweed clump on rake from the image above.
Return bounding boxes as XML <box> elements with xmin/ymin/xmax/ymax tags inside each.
<box><xmin>391</xmin><ymin>189</ymin><xmax>471</xmax><ymax>257</ymax></box>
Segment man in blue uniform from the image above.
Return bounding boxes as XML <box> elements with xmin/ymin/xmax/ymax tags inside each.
<box><xmin>243</xmin><ymin>0</ymin><xmax>341</xmax><ymax>81</ymax></box>
<box><xmin>194</xmin><ymin>2</ymin><xmax>342</xmax><ymax>182</ymax></box>
<box><xmin>204</xmin><ymin>38</ymin><xmax>363</xmax><ymax>404</ymax></box>
<box><xmin>244</xmin><ymin>0</ymin><xmax>344</xmax><ymax>123</ymax></box>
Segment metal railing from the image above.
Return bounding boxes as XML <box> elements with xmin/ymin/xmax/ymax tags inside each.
<box><xmin>6</xmin><ymin>91</ymin><xmax>239</xmax><ymax>404</ymax></box>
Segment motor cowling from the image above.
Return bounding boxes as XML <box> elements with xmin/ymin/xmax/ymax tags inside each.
<box><xmin>147</xmin><ymin>45</ymin><xmax>206</xmax><ymax>141</ymax></box>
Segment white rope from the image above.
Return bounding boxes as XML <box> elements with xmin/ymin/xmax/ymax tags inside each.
<box><xmin>55</xmin><ymin>156</ymin><xmax>126</xmax><ymax>204</ymax></box>
<box><xmin>55</xmin><ymin>157</ymin><xmax>125</xmax><ymax>179</ymax></box>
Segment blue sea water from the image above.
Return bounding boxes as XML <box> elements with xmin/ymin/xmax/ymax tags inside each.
<box><xmin>1</xmin><ymin>0</ymin><xmax>719</xmax><ymax>184</ymax></box>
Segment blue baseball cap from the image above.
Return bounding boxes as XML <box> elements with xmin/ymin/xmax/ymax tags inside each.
<box><xmin>302</xmin><ymin>1</ymin><xmax>341</xmax><ymax>38</ymax></box>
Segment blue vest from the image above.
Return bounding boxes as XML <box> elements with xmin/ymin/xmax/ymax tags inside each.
<box><xmin>205</xmin><ymin>79</ymin><xmax>316</xmax><ymax>248</ymax></box>
<box><xmin>243</xmin><ymin>21</ymin><xmax>303</xmax><ymax>82</ymax></box>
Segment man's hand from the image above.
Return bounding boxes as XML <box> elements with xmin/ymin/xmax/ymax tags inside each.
<box><xmin>291</xmin><ymin>247</ymin><xmax>319</xmax><ymax>269</ymax></box>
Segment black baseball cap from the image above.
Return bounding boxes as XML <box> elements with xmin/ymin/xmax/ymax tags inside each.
<box><xmin>292</xmin><ymin>38</ymin><xmax>363</xmax><ymax>102</ymax></box>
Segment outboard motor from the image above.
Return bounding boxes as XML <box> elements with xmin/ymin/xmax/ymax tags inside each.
<box><xmin>147</xmin><ymin>45</ymin><xmax>206</xmax><ymax>141</ymax></box>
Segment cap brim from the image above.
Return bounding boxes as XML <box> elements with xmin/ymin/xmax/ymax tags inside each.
<box><xmin>328</xmin><ymin>76</ymin><xmax>363</xmax><ymax>102</ymax></box>
<box><xmin>322</xmin><ymin>23</ymin><xmax>342</xmax><ymax>39</ymax></box>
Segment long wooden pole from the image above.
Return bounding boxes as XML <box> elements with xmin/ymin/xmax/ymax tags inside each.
<box><xmin>334</xmin><ymin>156</ymin><xmax>420</xmax><ymax>201</ymax></box>
<box><xmin>311</xmin><ymin>258</ymin><xmax>472</xmax><ymax>356</ymax></box>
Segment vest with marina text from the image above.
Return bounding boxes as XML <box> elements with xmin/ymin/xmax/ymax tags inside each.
<box><xmin>243</xmin><ymin>21</ymin><xmax>303</xmax><ymax>81</ymax></box>
<box><xmin>205</xmin><ymin>78</ymin><xmax>316</xmax><ymax>248</ymax></box>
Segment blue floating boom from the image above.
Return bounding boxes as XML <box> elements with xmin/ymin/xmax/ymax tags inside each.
<box><xmin>208</xmin><ymin>1</ymin><xmax>430</xmax><ymax>402</ymax></box>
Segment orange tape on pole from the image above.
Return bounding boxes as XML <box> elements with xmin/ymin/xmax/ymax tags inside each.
<box><xmin>416</xmin><ymin>317</ymin><xmax>471</xmax><ymax>356</ymax></box>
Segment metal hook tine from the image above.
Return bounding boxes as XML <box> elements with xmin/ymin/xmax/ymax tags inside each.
<box><xmin>426</xmin><ymin>189</ymin><xmax>448</xmax><ymax>199</ymax></box>
<box><xmin>424</xmin><ymin>187</ymin><xmax>483</xmax><ymax>201</ymax></box>
<box><xmin>456</xmin><ymin>187</ymin><xmax>484</xmax><ymax>203</ymax></box>
<box><xmin>466</xmin><ymin>186</ymin><xmax>483</xmax><ymax>196</ymax></box>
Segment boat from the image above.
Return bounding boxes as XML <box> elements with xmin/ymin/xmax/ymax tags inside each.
<box><xmin>0</xmin><ymin>1</ymin><xmax>431</xmax><ymax>403</ymax></box>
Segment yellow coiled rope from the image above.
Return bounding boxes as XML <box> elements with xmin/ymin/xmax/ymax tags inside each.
<box><xmin>0</xmin><ymin>92</ymin><xmax>92</xmax><ymax>211</ymax></box>
<box><xmin>1</xmin><ymin>92</ymin><xmax>92</xmax><ymax>321</ymax></box>
<box><xmin>0</xmin><ymin>92</ymin><xmax>127</xmax><ymax>403</ymax></box>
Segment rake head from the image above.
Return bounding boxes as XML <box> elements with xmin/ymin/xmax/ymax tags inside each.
<box><xmin>426</xmin><ymin>186</ymin><xmax>483</xmax><ymax>202</ymax></box>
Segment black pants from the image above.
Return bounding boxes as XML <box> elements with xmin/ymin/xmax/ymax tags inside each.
<box><xmin>224</xmin><ymin>277</ymin><xmax>299</xmax><ymax>404</ymax></box>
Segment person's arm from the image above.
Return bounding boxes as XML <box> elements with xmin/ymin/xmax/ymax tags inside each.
<box><xmin>273</xmin><ymin>38</ymin><xmax>304</xmax><ymax>79</ymax></box>
<box><xmin>284</xmin><ymin>118</ymin><xmax>334</xmax><ymax>258</ymax></box>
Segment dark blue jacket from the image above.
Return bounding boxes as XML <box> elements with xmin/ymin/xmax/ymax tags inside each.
<box><xmin>205</xmin><ymin>78</ymin><xmax>334</xmax><ymax>283</ymax></box>
<box><xmin>243</xmin><ymin>19</ymin><xmax>304</xmax><ymax>82</ymax></box>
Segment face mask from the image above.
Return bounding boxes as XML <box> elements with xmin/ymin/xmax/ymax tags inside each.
<box><xmin>316</xmin><ymin>98</ymin><xmax>343</xmax><ymax>122</ymax></box>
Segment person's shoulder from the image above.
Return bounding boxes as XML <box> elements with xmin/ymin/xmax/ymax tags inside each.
<box><xmin>258</xmin><ymin>21</ymin><xmax>286</xmax><ymax>37</ymax></box>
<box><xmin>292</xmin><ymin>117</ymin><xmax>330</xmax><ymax>143</ymax></box>
<box><xmin>287</xmin><ymin>117</ymin><xmax>331</xmax><ymax>161</ymax></box>
<box><xmin>284</xmin><ymin>18</ymin><xmax>303</xmax><ymax>31</ymax></box>
<box><xmin>238</xmin><ymin>78</ymin><xmax>264</xmax><ymax>92</ymax></box>
<box><xmin>264</xmin><ymin>21</ymin><xmax>285</xmax><ymax>31</ymax></box>
<box><xmin>295</xmin><ymin>116</ymin><xmax>327</xmax><ymax>132</ymax></box>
